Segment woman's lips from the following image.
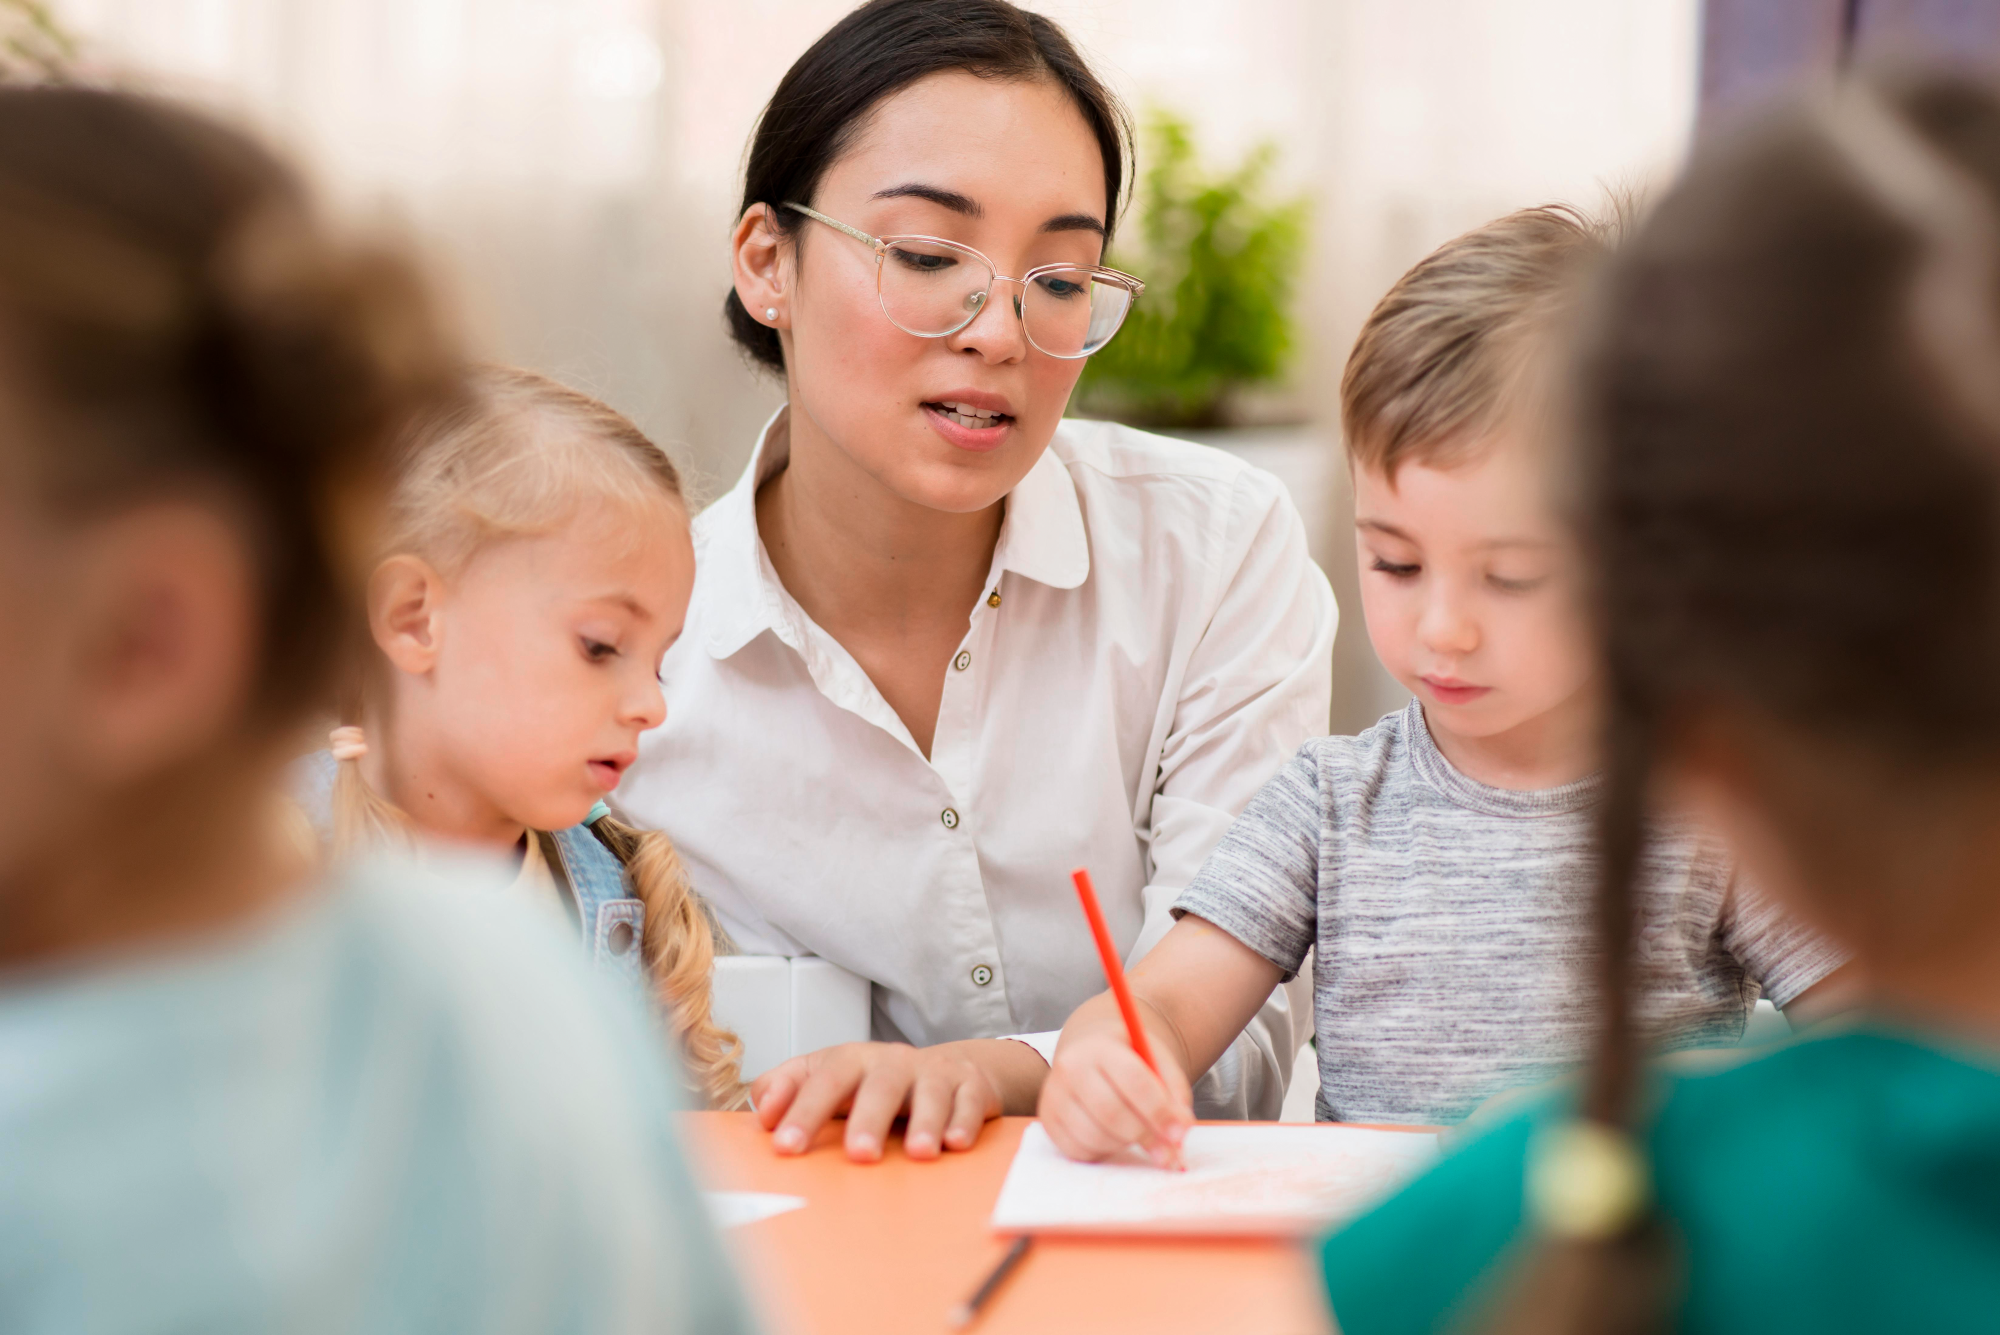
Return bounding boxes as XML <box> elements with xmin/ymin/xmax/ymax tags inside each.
<box><xmin>1421</xmin><ymin>677</ymin><xmax>1492</xmax><ymax>706</ymax></box>
<box><xmin>922</xmin><ymin>401</ymin><xmax>1013</xmax><ymax>453</ymax></box>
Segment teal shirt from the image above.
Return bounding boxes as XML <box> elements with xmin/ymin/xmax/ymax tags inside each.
<box><xmin>1322</xmin><ymin>1028</ymin><xmax>2000</xmax><ymax>1334</ymax></box>
<box><xmin>0</xmin><ymin>856</ymin><xmax>758</xmax><ymax>1335</ymax></box>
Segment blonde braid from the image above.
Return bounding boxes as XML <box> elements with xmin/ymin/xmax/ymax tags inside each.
<box><xmin>594</xmin><ymin>816</ymin><xmax>748</xmax><ymax>1110</ymax></box>
<box><xmin>328</xmin><ymin>734</ymin><xmax>414</xmax><ymax>859</ymax></box>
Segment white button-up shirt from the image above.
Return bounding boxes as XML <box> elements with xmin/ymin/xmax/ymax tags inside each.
<box><xmin>617</xmin><ymin>408</ymin><xmax>1337</xmax><ymax>1118</ymax></box>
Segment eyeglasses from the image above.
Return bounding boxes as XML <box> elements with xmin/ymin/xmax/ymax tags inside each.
<box><xmin>782</xmin><ymin>202</ymin><xmax>1144</xmax><ymax>359</ymax></box>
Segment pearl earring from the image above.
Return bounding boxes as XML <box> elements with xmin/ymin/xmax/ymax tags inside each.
<box><xmin>765</xmin><ymin>307</ymin><xmax>778</xmax><ymax>321</ymax></box>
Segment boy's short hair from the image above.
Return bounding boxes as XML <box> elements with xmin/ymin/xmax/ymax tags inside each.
<box><xmin>1341</xmin><ymin>204</ymin><xmax>1616</xmax><ymax>479</ymax></box>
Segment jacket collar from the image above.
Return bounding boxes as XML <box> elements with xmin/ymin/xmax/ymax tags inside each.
<box><xmin>699</xmin><ymin>404</ymin><xmax>1089</xmax><ymax>660</ymax></box>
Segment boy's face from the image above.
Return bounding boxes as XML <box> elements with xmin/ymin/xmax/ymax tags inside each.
<box><xmin>1353</xmin><ymin>428</ymin><xmax>1595</xmax><ymax>748</ymax></box>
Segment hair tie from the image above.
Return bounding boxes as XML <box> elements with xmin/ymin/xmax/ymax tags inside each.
<box><xmin>328</xmin><ymin>726</ymin><xmax>368</xmax><ymax>762</ymax></box>
<box><xmin>585</xmin><ymin>800</ymin><xmax>611</xmax><ymax>826</ymax></box>
<box><xmin>1525</xmin><ymin>1119</ymin><xmax>1649</xmax><ymax>1240</ymax></box>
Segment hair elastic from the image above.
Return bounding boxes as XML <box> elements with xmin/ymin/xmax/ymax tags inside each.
<box><xmin>1525</xmin><ymin>1119</ymin><xmax>1649</xmax><ymax>1239</ymax></box>
<box><xmin>328</xmin><ymin>725</ymin><xmax>368</xmax><ymax>762</ymax></box>
<box><xmin>586</xmin><ymin>800</ymin><xmax>612</xmax><ymax>826</ymax></box>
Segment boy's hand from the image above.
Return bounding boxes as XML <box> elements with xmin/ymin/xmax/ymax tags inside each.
<box><xmin>1034</xmin><ymin>915</ymin><xmax>1285</xmax><ymax>1166</ymax></box>
<box><xmin>1039</xmin><ymin>1029</ymin><xmax>1194</xmax><ymax>1167</ymax></box>
<box><xmin>751</xmin><ymin>1038</ymin><xmax>1048</xmax><ymax>1163</ymax></box>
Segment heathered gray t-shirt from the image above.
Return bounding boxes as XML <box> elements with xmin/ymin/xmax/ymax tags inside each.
<box><xmin>1174</xmin><ymin>702</ymin><xmax>1847</xmax><ymax>1126</ymax></box>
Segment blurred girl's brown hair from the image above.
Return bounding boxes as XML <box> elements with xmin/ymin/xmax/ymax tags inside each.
<box><xmin>1482</xmin><ymin>66</ymin><xmax>2000</xmax><ymax>1335</ymax></box>
<box><xmin>0</xmin><ymin>85</ymin><xmax>452</xmax><ymax>731</ymax></box>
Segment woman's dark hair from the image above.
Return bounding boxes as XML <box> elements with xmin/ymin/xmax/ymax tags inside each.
<box><xmin>724</xmin><ymin>0</ymin><xmax>1131</xmax><ymax>373</ymax></box>
<box><xmin>1483</xmin><ymin>66</ymin><xmax>2000</xmax><ymax>1333</ymax></box>
<box><xmin>0</xmin><ymin>86</ymin><xmax>453</xmax><ymax>730</ymax></box>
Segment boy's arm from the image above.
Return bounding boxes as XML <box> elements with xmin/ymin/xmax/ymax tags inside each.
<box><xmin>1781</xmin><ymin>960</ymin><xmax>1864</xmax><ymax>1026</ymax></box>
<box><xmin>1720</xmin><ymin>871</ymin><xmax>1857</xmax><ymax>1024</ymax></box>
<box><xmin>1041</xmin><ymin>916</ymin><xmax>1284</xmax><ymax>1163</ymax></box>
<box><xmin>1140</xmin><ymin>468</ymin><xmax>1336</xmax><ymax>1120</ymax></box>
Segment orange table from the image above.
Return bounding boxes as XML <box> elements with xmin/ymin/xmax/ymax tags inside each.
<box><xmin>683</xmin><ymin>1113</ymin><xmax>1344</xmax><ymax>1335</ymax></box>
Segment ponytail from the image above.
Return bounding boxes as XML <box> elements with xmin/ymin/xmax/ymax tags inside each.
<box><xmin>321</xmin><ymin>719</ymin><xmax>745</xmax><ymax>1110</ymax></box>
<box><xmin>1480</xmin><ymin>708</ymin><xmax>1673</xmax><ymax>1335</ymax></box>
<box><xmin>327</xmin><ymin>718</ymin><xmax>413</xmax><ymax>859</ymax></box>
<box><xmin>590</xmin><ymin>814</ymin><xmax>749</xmax><ymax>1110</ymax></box>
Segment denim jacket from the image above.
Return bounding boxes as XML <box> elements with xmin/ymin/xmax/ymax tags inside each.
<box><xmin>296</xmin><ymin>751</ymin><xmax>651</xmax><ymax>1000</ymax></box>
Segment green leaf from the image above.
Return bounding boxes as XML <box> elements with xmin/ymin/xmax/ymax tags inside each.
<box><xmin>1078</xmin><ymin>107</ymin><xmax>1310</xmax><ymax>428</ymax></box>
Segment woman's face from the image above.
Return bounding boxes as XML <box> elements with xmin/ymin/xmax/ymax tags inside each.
<box><xmin>752</xmin><ymin>70</ymin><xmax>1110</xmax><ymax>515</ymax></box>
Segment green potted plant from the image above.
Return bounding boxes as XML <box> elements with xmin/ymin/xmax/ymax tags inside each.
<box><xmin>1076</xmin><ymin>108</ymin><xmax>1308</xmax><ymax>431</ymax></box>
<box><xmin>1</xmin><ymin>0</ymin><xmax>76</xmax><ymax>82</ymax></box>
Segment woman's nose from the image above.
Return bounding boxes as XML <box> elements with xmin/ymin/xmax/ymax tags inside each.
<box><xmin>947</xmin><ymin>277</ymin><xmax>1029</xmax><ymax>363</ymax></box>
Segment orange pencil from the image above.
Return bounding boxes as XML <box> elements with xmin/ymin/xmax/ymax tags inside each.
<box><xmin>1069</xmin><ymin>867</ymin><xmax>1186</xmax><ymax>1171</ymax></box>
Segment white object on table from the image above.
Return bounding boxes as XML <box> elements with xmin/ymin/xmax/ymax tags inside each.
<box><xmin>705</xmin><ymin>1191</ymin><xmax>807</xmax><ymax>1230</ymax></box>
<box><xmin>990</xmin><ymin>1122</ymin><xmax>1439</xmax><ymax>1238</ymax></box>
<box><xmin>711</xmin><ymin>955</ymin><xmax>872</xmax><ymax>1081</ymax></box>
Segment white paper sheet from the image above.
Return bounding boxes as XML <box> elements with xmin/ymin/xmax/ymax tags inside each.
<box><xmin>705</xmin><ymin>1191</ymin><xmax>807</xmax><ymax>1230</ymax></box>
<box><xmin>990</xmin><ymin>1122</ymin><xmax>1440</xmax><ymax>1237</ymax></box>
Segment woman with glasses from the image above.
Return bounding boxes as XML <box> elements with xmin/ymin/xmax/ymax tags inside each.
<box><xmin>618</xmin><ymin>0</ymin><xmax>1336</xmax><ymax>1162</ymax></box>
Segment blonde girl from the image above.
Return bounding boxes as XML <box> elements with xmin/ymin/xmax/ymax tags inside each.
<box><xmin>320</xmin><ymin>365</ymin><xmax>744</xmax><ymax>1109</ymax></box>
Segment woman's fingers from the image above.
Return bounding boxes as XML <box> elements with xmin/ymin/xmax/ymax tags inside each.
<box><xmin>840</xmin><ymin>1050</ymin><xmax>918</xmax><ymax>1162</ymax></box>
<box><xmin>902</xmin><ymin>1067</ymin><xmax>957</xmax><ymax>1160</ymax></box>
<box><xmin>942</xmin><ymin>1075</ymin><xmax>992</xmax><ymax>1152</ymax></box>
<box><xmin>749</xmin><ymin>1059</ymin><xmax>804</xmax><ymax>1130</ymax></box>
<box><xmin>769</xmin><ymin>1048</ymin><xmax>866</xmax><ymax>1155</ymax></box>
<box><xmin>760</xmin><ymin>1042</ymin><xmax>1007</xmax><ymax>1162</ymax></box>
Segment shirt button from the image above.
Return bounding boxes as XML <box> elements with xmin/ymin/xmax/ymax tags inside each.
<box><xmin>941</xmin><ymin>807</ymin><xmax>960</xmax><ymax>829</ymax></box>
<box><xmin>987</xmin><ymin>591</ymin><xmax>1002</xmax><ymax>608</ymax></box>
<box><xmin>971</xmin><ymin>964</ymin><xmax>994</xmax><ymax>987</ymax></box>
<box><xmin>953</xmin><ymin>650</ymin><xmax>971</xmax><ymax>671</ymax></box>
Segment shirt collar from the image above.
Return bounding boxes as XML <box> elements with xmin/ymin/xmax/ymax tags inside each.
<box><xmin>696</xmin><ymin>403</ymin><xmax>793</xmax><ymax>660</ymax></box>
<box><xmin>991</xmin><ymin>430</ymin><xmax>1090</xmax><ymax>591</ymax></box>
<box><xmin>697</xmin><ymin>404</ymin><xmax>1090</xmax><ymax>660</ymax></box>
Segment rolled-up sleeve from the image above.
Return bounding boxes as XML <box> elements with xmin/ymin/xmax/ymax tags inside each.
<box><xmin>1173</xmin><ymin>746</ymin><xmax>1326</xmax><ymax>981</ymax></box>
<box><xmin>1721</xmin><ymin>875</ymin><xmax>1850</xmax><ymax>1010</ymax></box>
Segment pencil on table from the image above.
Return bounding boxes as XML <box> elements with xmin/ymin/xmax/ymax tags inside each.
<box><xmin>948</xmin><ymin>1234</ymin><xmax>1032</xmax><ymax>1329</ymax></box>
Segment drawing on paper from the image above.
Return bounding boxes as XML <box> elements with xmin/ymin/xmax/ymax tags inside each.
<box><xmin>990</xmin><ymin>1122</ymin><xmax>1440</xmax><ymax>1237</ymax></box>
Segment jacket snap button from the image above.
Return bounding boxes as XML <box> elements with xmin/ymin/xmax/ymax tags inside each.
<box><xmin>940</xmin><ymin>807</ymin><xmax>960</xmax><ymax>829</ymax></box>
<box><xmin>971</xmin><ymin>964</ymin><xmax>994</xmax><ymax>987</ymax></box>
<box><xmin>953</xmin><ymin>650</ymin><xmax>971</xmax><ymax>671</ymax></box>
<box><xmin>607</xmin><ymin>921</ymin><xmax>636</xmax><ymax>956</ymax></box>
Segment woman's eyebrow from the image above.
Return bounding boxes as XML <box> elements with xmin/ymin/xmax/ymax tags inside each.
<box><xmin>1041</xmin><ymin>212</ymin><xmax>1106</xmax><ymax>237</ymax></box>
<box><xmin>872</xmin><ymin>182</ymin><xmax>980</xmax><ymax>215</ymax></box>
<box><xmin>870</xmin><ymin>184</ymin><xmax>1106</xmax><ymax>237</ymax></box>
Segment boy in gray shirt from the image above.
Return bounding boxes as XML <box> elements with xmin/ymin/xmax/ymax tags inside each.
<box><xmin>1036</xmin><ymin>207</ymin><xmax>1847</xmax><ymax>1160</ymax></box>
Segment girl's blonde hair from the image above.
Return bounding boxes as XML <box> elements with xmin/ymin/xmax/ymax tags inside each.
<box><xmin>331</xmin><ymin>364</ymin><xmax>746</xmax><ymax>1110</ymax></box>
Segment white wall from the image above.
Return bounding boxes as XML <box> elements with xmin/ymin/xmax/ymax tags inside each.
<box><xmin>51</xmin><ymin>0</ymin><xmax>1700</xmax><ymax>728</ymax></box>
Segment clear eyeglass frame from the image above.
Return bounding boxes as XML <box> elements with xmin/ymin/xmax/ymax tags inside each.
<box><xmin>781</xmin><ymin>201</ymin><xmax>1145</xmax><ymax>360</ymax></box>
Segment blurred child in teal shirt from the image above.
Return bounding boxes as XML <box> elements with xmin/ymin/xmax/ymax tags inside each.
<box><xmin>0</xmin><ymin>87</ymin><xmax>754</xmax><ymax>1335</ymax></box>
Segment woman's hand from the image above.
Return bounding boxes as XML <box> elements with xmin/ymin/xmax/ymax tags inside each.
<box><xmin>1039</xmin><ymin>1027</ymin><xmax>1194</xmax><ymax>1167</ymax></box>
<box><xmin>750</xmin><ymin>1038</ymin><xmax>1049</xmax><ymax>1162</ymax></box>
